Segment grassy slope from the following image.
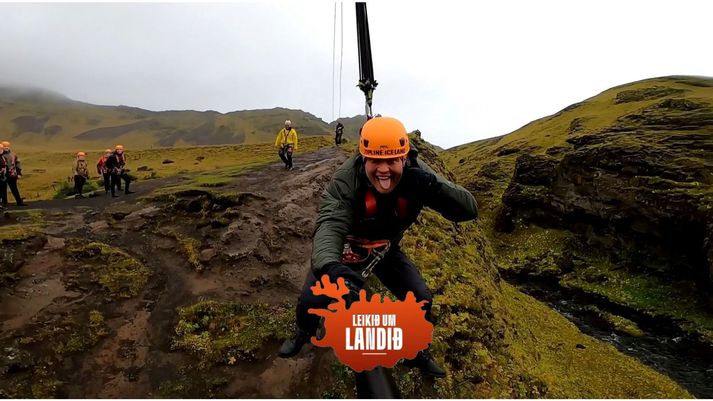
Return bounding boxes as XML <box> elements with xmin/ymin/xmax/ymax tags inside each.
<box><xmin>17</xmin><ymin>136</ymin><xmax>332</xmax><ymax>201</ymax></box>
<box><xmin>442</xmin><ymin>75</ymin><xmax>713</xmax><ymax>216</ymax></box>
<box><xmin>392</xmin><ymin>136</ymin><xmax>690</xmax><ymax>398</ymax></box>
<box><xmin>0</xmin><ymin>88</ymin><xmax>333</xmax><ymax>151</ymax></box>
<box><xmin>442</xmin><ymin>76</ymin><xmax>713</xmax><ymax>342</ymax></box>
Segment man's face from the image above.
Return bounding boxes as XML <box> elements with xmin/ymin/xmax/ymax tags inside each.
<box><xmin>364</xmin><ymin>157</ymin><xmax>406</xmax><ymax>194</ymax></box>
<box><xmin>285</xmin><ymin>124</ymin><xmax>291</xmax><ymax>130</ymax></box>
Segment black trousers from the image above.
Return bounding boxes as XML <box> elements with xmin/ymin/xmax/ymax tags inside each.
<box><xmin>102</xmin><ymin>173</ymin><xmax>117</xmax><ymax>192</ymax></box>
<box><xmin>110</xmin><ymin>173</ymin><xmax>131</xmax><ymax>195</ymax></box>
<box><xmin>278</xmin><ymin>145</ymin><xmax>293</xmax><ymax>169</ymax></box>
<box><xmin>3</xmin><ymin>178</ymin><xmax>22</xmax><ymax>204</ymax></box>
<box><xmin>74</xmin><ymin>175</ymin><xmax>86</xmax><ymax>195</ymax></box>
<box><xmin>335</xmin><ymin>132</ymin><xmax>343</xmax><ymax>145</ymax></box>
<box><xmin>295</xmin><ymin>248</ymin><xmax>433</xmax><ymax>335</ymax></box>
<box><xmin>0</xmin><ymin>180</ymin><xmax>6</xmax><ymax>204</ymax></box>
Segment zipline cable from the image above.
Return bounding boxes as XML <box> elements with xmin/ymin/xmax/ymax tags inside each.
<box><xmin>331</xmin><ymin>2</ymin><xmax>337</xmax><ymax>122</ymax></box>
<box><xmin>339</xmin><ymin>1</ymin><xmax>344</xmax><ymax>119</ymax></box>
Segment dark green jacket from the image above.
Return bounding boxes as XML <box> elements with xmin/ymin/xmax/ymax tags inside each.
<box><xmin>311</xmin><ymin>153</ymin><xmax>477</xmax><ymax>273</ymax></box>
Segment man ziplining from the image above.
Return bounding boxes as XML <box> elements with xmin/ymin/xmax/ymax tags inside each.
<box><xmin>278</xmin><ymin>116</ymin><xmax>478</xmax><ymax>378</ymax></box>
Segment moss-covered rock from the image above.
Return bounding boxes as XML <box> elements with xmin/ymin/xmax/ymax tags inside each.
<box><xmin>444</xmin><ymin>75</ymin><xmax>713</xmax><ymax>350</ymax></box>
<box><xmin>171</xmin><ymin>300</ymin><xmax>294</xmax><ymax>368</ymax></box>
<box><xmin>64</xmin><ymin>240</ymin><xmax>151</xmax><ymax>298</ymax></box>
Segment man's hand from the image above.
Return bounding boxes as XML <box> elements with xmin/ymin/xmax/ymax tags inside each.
<box><xmin>399</xmin><ymin>166</ymin><xmax>439</xmax><ymax>200</ymax></box>
<box><xmin>318</xmin><ymin>261</ymin><xmax>364</xmax><ymax>305</ymax></box>
<box><xmin>321</xmin><ymin>261</ymin><xmax>364</xmax><ymax>287</ymax></box>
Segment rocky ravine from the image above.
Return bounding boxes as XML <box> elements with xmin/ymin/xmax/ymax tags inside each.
<box><xmin>443</xmin><ymin>76</ymin><xmax>713</xmax><ymax>383</ymax></box>
<box><xmin>0</xmin><ymin>142</ymin><xmax>691</xmax><ymax>398</ymax></box>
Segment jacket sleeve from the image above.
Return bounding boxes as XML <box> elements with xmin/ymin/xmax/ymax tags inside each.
<box><xmin>275</xmin><ymin>129</ymin><xmax>283</xmax><ymax>147</ymax></box>
<box><xmin>292</xmin><ymin>130</ymin><xmax>298</xmax><ymax>150</ymax></box>
<box><xmin>418</xmin><ymin>160</ymin><xmax>478</xmax><ymax>222</ymax></box>
<box><xmin>14</xmin><ymin>154</ymin><xmax>22</xmax><ymax>176</ymax></box>
<box><xmin>311</xmin><ymin>164</ymin><xmax>357</xmax><ymax>274</ymax></box>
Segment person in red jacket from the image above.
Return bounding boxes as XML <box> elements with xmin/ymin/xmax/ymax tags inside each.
<box><xmin>96</xmin><ymin>148</ymin><xmax>118</xmax><ymax>194</ymax></box>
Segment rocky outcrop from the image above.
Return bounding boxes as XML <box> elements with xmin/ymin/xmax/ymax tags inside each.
<box><xmin>498</xmin><ymin>100</ymin><xmax>713</xmax><ymax>283</ymax></box>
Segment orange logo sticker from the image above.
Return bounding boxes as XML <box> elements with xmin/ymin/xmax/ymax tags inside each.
<box><xmin>308</xmin><ymin>275</ymin><xmax>433</xmax><ymax>372</ymax></box>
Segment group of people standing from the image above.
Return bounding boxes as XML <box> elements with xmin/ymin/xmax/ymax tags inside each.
<box><xmin>0</xmin><ymin>141</ymin><xmax>25</xmax><ymax>208</ymax></box>
<box><xmin>72</xmin><ymin>145</ymin><xmax>133</xmax><ymax>198</ymax></box>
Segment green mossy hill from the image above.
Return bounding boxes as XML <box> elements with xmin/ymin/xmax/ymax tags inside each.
<box><xmin>0</xmin><ymin>86</ymin><xmax>333</xmax><ymax>151</ymax></box>
<box><xmin>375</xmin><ymin>134</ymin><xmax>686</xmax><ymax>397</ymax></box>
<box><xmin>171</xmin><ymin>300</ymin><xmax>294</xmax><ymax>369</ymax></box>
<box><xmin>63</xmin><ymin>240</ymin><xmax>151</xmax><ymax>298</ymax></box>
<box><xmin>443</xmin><ymin>75</ymin><xmax>713</xmax><ymax>346</ymax></box>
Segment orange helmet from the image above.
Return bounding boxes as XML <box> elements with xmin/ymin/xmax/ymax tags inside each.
<box><xmin>104</xmin><ymin>148</ymin><xmax>112</xmax><ymax>154</ymax></box>
<box><xmin>77</xmin><ymin>151</ymin><xmax>86</xmax><ymax>157</ymax></box>
<box><xmin>359</xmin><ymin>117</ymin><xmax>409</xmax><ymax>159</ymax></box>
<box><xmin>1</xmin><ymin>141</ymin><xmax>9</xmax><ymax>148</ymax></box>
<box><xmin>115</xmin><ymin>145</ymin><xmax>124</xmax><ymax>151</ymax></box>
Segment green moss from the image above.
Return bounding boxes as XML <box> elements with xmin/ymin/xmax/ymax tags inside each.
<box><xmin>52</xmin><ymin>178</ymin><xmax>101</xmax><ymax>199</ymax></box>
<box><xmin>64</xmin><ymin>240</ymin><xmax>150</xmax><ymax>298</ymax></box>
<box><xmin>0</xmin><ymin>223</ymin><xmax>41</xmax><ymax>242</ymax></box>
<box><xmin>172</xmin><ymin>300</ymin><xmax>295</xmax><ymax>368</ymax></box>
<box><xmin>584</xmin><ymin>306</ymin><xmax>645</xmax><ymax>337</ymax></box>
<box><xmin>192</xmin><ymin>174</ymin><xmax>232</xmax><ymax>188</ymax></box>
<box><xmin>320</xmin><ymin>363</ymin><xmax>355</xmax><ymax>398</ymax></box>
<box><xmin>157</xmin><ymin>370</ymin><xmax>230</xmax><ymax>398</ymax></box>
<box><xmin>560</xmin><ymin>255</ymin><xmax>713</xmax><ymax>343</ymax></box>
<box><xmin>502</xmin><ymin>283</ymin><xmax>691</xmax><ymax>398</ymax></box>
<box><xmin>401</xmin><ymin>211</ymin><xmax>514</xmax><ymax>398</ymax></box>
<box><xmin>52</xmin><ymin>310</ymin><xmax>109</xmax><ymax>356</ymax></box>
<box><xmin>493</xmin><ymin>225</ymin><xmax>573</xmax><ymax>276</ymax></box>
<box><xmin>30</xmin><ymin>377</ymin><xmax>63</xmax><ymax>398</ymax></box>
<box><xmin>163</xmin><ymin>231</ymin><xmax>203</xmax><ymax>272</ymax></box>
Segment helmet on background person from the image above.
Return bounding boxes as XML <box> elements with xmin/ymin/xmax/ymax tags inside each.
<box><xmin>284</xmin><ymin>120</ymin><xmax>292</xmax><ymax>127</ymax></box>
<box><xmin>115</xmin><ymin>145</ymin><xmax>124</xmax><ymax>153</ymax></box>
<box><xmin>104</xmin><ymin>148</ymin><xmax>113</xmax><ymax>155</ymax></box>
<box><xmin>1</xmin><ymin>141</ymin><xmax>9</xmax><ymax>149</ymax></box>
<box><xmin>359</xmin><ymin>117</ymin><xmax>410</xmax><ymax>159</ymax></box>
<box><xmin>77</xmin><ymin>151</ymin><xmax>86</xmax><ymax>158</ymax></box>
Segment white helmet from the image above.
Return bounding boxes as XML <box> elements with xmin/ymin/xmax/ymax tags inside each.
<box><xmin>284</xmin><ymin>120</ymin><xmax>292</xmax><ymax>126</ymax></box>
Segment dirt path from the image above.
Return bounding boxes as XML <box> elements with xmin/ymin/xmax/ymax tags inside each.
<box><xmin>0</xmin><ymin>147</ymin><xmax>351</xmax><ymax>398</ymax></box>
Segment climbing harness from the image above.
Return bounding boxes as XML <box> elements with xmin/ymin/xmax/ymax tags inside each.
<box><xmin>341</xmin><ymin>235</ymin><xmax>391</xmax><ymax>279</ymax></box>
<box><xmin>363</xmin><ymin>190</ymin><xmax>409</xmax><ymax>219</ymax></box>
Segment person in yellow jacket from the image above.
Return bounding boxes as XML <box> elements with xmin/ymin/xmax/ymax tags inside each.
<box><xmin>274</xmin><ymin>119</ymin><xmax>298</xmax><ymax>171</ymax></box>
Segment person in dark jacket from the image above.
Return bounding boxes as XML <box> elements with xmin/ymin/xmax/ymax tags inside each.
<box><xmin>1</xmin><ymin>141</ymin><xmax>26</xmax><ymax>206</ymax></box>
<box><xmin>278</xmin><ymin>117</ymin><xmax>478</xmax><ymax>378</ymax></box>
<box><xmin>97</xmin><ymin>148</ymin><xmax>120</xmax><ymax>194</ymax></box>
<box><xmin>0</xmin><ymin>143</ymin><xmax>6</xmax><ymax>209</ymax></box>
<box><xmin>335</xmin><ymin>121</ymin><xmax>344</xmax><ymax>146</ymax></box>
<box><xmin>105</xmin><ymin>145</ymin><xmax>134</xmax><ymax>197</ymax></box>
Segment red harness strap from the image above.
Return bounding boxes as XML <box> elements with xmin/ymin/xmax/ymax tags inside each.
<box><xmin>364</xmin><ymin>189</ymin><xmax>409</xmax><ymax>219</ymax></box>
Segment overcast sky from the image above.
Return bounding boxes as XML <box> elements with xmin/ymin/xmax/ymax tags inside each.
<box><xmin>1</xmin><ymin>1</ymin><xmax>712</xmax><ymax>148</ymax></box>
